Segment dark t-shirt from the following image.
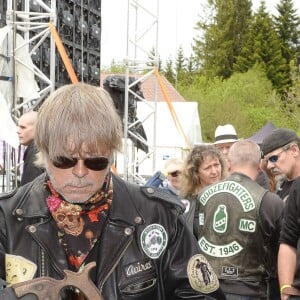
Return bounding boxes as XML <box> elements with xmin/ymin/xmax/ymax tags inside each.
<box><xmin>277</xmin><ymin>179</ymin><xmax>294</xmax><ymax>202</ymax></box>
<box><xmin>279</xmin><ymin>178</ymin><xmax>300</xmax><ymax>288</ymax></box>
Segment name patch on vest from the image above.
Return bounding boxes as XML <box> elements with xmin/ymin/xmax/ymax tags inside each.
<box><xmin>124</xmin><ymin>259</ymin><xmax>154</xmax><ymax>278</ymax></box>
<box><xmin>199</xmin><ymin>237</ymin><xmax>243</xmax><ymax>258</ymax></box>
<box><xmin>221</xmin><ymin>266</ymin><xmax>238</xmax><ymax>277</ymax></box>
<box><xmin>199</xmin><ymin>181</ymin><xmax>256</xmax><ymax>212</ymax></box>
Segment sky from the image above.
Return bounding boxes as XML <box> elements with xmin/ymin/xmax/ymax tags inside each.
<box><xmin>101</xmin><ymin>0</ymin><xmax>300</xmax><ymax>67</ymax></box>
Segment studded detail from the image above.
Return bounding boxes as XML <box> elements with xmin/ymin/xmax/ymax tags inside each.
<box><xmin>124</xmin><ymin>227</ymin><xmax>133</xmax><ymax>236</ymax></box>
<box><xmin>134</xmin><ymin>216</ymin><xmax>142</xmax><ymax>224</ymax></box>
<box><xmin>146</xmin><ymin>187</ymin><xmax>154</xmax><ymax>194</ymax></box>
<box><xmin>28</xmin><ymin>225</ymin><xmax>37</xmax><ymax>233</ymax></box>
<box><xmin>15</xmin><ymin>208</ymin><xmax>23</xmax><ymax>216</ymax></box>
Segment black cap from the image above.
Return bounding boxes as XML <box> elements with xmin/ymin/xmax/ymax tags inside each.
<box><xmin>261</xmin><ymin>128</ymin><xmax>297</xmax><ymax>156</ymax></box>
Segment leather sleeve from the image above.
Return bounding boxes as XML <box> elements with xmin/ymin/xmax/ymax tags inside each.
<box><xmin>164</xmin><ymin>215</ymin><xmax>226</xmax><ymax>300</ymax></box>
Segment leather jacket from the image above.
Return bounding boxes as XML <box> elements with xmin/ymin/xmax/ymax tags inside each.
<box><xmin>0</xmin><ymin>174</ymin><xmax>225</xmax><ymax>299</ymax></box>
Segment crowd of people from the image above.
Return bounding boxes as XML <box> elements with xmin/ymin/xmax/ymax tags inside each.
<box><xmin>146</xmin><ymin>120</ymin><xmax>300</xmax><ymax>299</ymax></box>
<box><xmin>0</xmin><ymin>81</ymin><xmax>299</xmax><ymax>300</ymax></box>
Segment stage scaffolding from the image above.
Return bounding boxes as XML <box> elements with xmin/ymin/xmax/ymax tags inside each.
<box><xmin>0</xmin><ymin>0</ymin><xmax>160</xmax><ymax>191</ymax></box>
<box><xmin>0</xmin><ymin>0</ymin><xmax>56</xmax><ymax>192</ymax></box>
<box><xmin>122</xmin><ymin>0</ymin><xmax>159</xmax><ymax>183</ymax></box>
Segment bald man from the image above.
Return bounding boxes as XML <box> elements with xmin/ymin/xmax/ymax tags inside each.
<box><xmin>17</xmin><ymin>111</ymin><xmax>44</xmax><ymax>185</ymax></box>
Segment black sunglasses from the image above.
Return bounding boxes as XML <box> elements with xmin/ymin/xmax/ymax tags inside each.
<box><xmin>52</xmin><ymin>156</ymin><xmax>110</xmax><ymax>171</ymax></box>
<box><xmin>169</xmin><ymin>170</ymin><xmax>181</xmax><ymax>177</ymax></box>
<box><xmin>267</xmin><ymin>146</ymin><xmax>290</xmax><ymax>163</ymax></box>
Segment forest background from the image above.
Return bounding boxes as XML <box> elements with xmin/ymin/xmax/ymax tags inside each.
<box><xmin>102</xmin><ymin>0</ymin><xmax>300</xmax><ymax>143</ymax></box>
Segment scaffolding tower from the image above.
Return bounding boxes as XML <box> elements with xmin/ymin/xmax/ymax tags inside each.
<box><xmin>122</xmin><ymin>0</ymin><xmax>159</xmax><ymax>183</ymax></box>
<box><xmin>0</xmin><ymin>0</ymin><xmax>56</xmax><ymax>192</ymax></box>
<box><xmin>1</xmin><ymin>0</ymin><xmax>159</xmax><ymax>191</ymax></box>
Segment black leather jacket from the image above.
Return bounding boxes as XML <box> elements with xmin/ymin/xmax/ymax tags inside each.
<box><xmin>0</xmin><ymin>174</ymin><xmax>225</xmax><ymax>299</ymax></box>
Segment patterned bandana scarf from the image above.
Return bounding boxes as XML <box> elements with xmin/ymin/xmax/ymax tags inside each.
<box><xmin>46</xmin><ymin>173</ymin><xmax>113</xmax><ymax>271</ymax></box>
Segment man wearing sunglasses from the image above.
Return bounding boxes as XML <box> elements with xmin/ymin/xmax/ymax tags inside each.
<box><xmin>261</xmin><ymin>128</ymin><xmax>300</xmax><ymax>203</ymax></box>
<box><xmin>262</xmin><ymin>128</ymin><xmax>300</xmax><ymax>299</ymax></box>
<box><xmin>0</xmin><ymin>83</ymin><xmax>225</xmax><ymax>300</ymax></box>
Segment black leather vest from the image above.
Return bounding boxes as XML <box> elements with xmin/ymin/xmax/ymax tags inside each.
<box><xmin>198</xmin><ymin>173</ymin><xmax>267</xmax><ymax>281</ymax></box>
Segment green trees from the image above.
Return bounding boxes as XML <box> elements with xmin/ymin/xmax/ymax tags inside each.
<box><xmin>182</xmin><ymin>0</ymin><xmax>300</xmax><ymax>138</ymax></box>
<box><xmin>274</xmin><ymin>0</ymin><xmax>300</xmax><ymax>65</ymax></box>
<box><xmin>193</xmin><ymin>0</ymin><xmax>294</xmax><ymax>94</ymax></box>
<box><xmin>101</xmin><ymin>0</ymin><xmax>300</xmax><ymax>139</ymax></box>
<box><xmin>193</xmin><ymin>0</ymin><xmax>253</xmax><ymax>78</ymax></box>
<box><xmin>177</xmin><ymin>66</ymin><xmax>299</xmax><ymax>141</ymax></box>
<box><xmin>249</xmin><ymin>1</ymin><xmax>289</xmax><ymax>93</ymax></box>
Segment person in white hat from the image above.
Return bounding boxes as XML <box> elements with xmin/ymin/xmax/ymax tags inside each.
<box><xmin>214</xmin><ymin>124</ymin><xmax>239</xmax><ymax>161</ymax></box>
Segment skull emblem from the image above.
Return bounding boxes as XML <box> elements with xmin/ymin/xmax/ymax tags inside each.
<box><xmin>53</xmin><ymin>202</ymin><xmax>84</xmax><ymax>236</ymax></box>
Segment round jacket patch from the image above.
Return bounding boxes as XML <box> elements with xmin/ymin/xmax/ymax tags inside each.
<box><xmin>141</xmin><ymin>224</ymin><xmax>168</xmax><ymax>259</ymax></box>
<box><xmin>187</xmin><ymin>254</ymin><xmax>219</xmax><ymax>294</ymax></box>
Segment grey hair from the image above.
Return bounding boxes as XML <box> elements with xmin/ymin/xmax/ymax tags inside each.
<box><xmin>228</xmin><ymin>140</ymin><xmax>261</xmax><ymax>167</ymax></box>
<box><xmin>35</xmin><ymin>82</ymin><xmax>123</xmax><ymax>160</ymax></box>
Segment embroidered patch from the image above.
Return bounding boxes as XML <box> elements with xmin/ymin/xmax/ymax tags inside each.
<box><xmin>221</xmin><ymin>266</ymin><xmax>238</xmax><ymax>277</ymax></box>
<box><xmin>199</xmin><ymin>213</ymin><xmax>204</xmax><ymax>226</ymax></box>
<box><xmin>5</xmin><ymin>254</ymin><xmax>37</xmax><ymax>285</ymax></box>
<box><xmin>198</xmin><ymin>236</ymin><xmax>243</xmax><ymax>258</ymax></box>
<box><xmin>213</xmin><ymin>204</ymin><xmax>228</xmax><ymax>233</ymax></box>
<box><xmin>238</xmin><ymin>218</ymin><xmax>256</xmax><ymax>232</ymax></box>
<box><xmin>187</xmin><ymin>254</ymin><xmax>219</xmax><ymax>294</ymax></box>
<box><xmin>124</xmin><ymin>259</ymin><xmax>154</xmax><ymax>278</ymax></box>
<box><xmin>141</xmin><ymin>224</ymin><xmax>168</xmax><ymax>259</ymax></box>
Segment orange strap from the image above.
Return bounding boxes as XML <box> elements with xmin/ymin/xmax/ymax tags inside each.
<box><xmin>48</xmin><ymin>23</ymin><xmax>78</xmax><ymax>84</ymax></box>
<box><xmin>154</xmin><ymin>68</ymin><xmax>192</xmax><ymax>149</ymax></box>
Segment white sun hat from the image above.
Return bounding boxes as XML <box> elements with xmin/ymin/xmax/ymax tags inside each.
<box><xmin>214</xmin><ymin>124</ymin><xmax>238</xmax><ymax>144</ymax></box>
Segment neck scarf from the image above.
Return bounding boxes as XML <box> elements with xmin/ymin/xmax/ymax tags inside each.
<box><xmin>46</xmin><ymin>173</ymin><xmax>113</xmax><ymax>270</ymax></box>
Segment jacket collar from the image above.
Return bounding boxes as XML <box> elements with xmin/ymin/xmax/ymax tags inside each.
<box><xmin>12</xmin><ymin>173</ymin><xmax>144</xmax><ymax>226</ymax></box>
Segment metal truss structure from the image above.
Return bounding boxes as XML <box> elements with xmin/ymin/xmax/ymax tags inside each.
<box><xmin>1</xmin><ymin>0</ymin><xmax>159</xmax><ymax>190</ymax></box>
<box><xmin>6</xmin><ymin>0</ymin><xmax>56</xmax><ymax>111</ymax></box>
<box><xmin>1</xmin><ymin>0</ymin><xmax>56</xmax><ymax>192</ymax></box>
<box><xmin>122</xmin><ymin>0</ymin><xmax>159</xmax><ymax>183</ymax></box>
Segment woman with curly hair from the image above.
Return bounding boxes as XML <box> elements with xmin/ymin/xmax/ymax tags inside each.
<box><xmin>180</xmin><ymin>144</ymin><xmax>227</xmax><ymax>237</ymax></box>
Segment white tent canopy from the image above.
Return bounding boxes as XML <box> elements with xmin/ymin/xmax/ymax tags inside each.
<box><xmin>137</xmin><ymin>101</ymin><xmax>202</xmax><ymax>149</ymax></box>
<box><xmin>118</xmin><ymin>101</ymin><xmax>202</xmax><ymax>178</ymax></box>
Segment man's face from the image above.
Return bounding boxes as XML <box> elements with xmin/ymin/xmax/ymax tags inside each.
<box><xmin>17</xmin><ymin>117</ymin><xmax>35</xmax><ymax>146</ymax></box>
<box><xmin>44</xmin><ymin>147</ymin><xmax>111</xmax><ymax>204</ymax></box>
<box><xmin>215</xmin><ymin>142</ymin><xmax>235</xmax><ymax>158</ymax></box>
<box><xmin>198</xmin><ymin>155</ymin><xmax>222</xmax><ymax>187</ymax></box>
<box><xmin>264</xmin><ymin>144</ymin><xmax>298</xmax><ymax>180</ymax></box>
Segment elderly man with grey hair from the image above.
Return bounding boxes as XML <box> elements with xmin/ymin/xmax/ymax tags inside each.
<box><xmin>0</xmin><ymin>82</ymin><xmax>225</xmax><ymax>300</ymax></box>
<box><xmin>261</xmin><ymin>128</ymin><xmax>300</xmax><ymax>299</ymax></box>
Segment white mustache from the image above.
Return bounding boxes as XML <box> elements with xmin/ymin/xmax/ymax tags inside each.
<box><xmin>63</xmin><ymin>179</ymin><xmax>92</xmax><ymax>188</ymax></box>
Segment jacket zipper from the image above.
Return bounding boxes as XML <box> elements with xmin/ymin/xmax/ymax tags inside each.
<box><xmin>98</xmin><ymin>235</ymin><xmax>133</xmax><ymax>293</ymax></box>
<box><xmin>29</xmin><ymin>218</ymin><xmax>64</xmax><ymax>277</ymax></box>
<box><xmin>39</xmin><ymin>217</ymin><xmax>46</xmax><ymax>277</ymax></box>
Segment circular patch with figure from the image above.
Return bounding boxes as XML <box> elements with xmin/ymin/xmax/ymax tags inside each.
<box><xmin>187</xmin><ymin>254</ymin><xmax>219</xmax><ymax>294</ymax></box>
<box><xmin>140</xmin><ymin>224</ymin><xmax>168</xmax><ymax>259</ymax></box>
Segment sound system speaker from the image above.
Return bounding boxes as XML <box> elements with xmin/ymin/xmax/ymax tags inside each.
<box><xmin>0</xmin><ymin>0</ymin><xmax>101</xmax><ymax>88</ymax></box>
